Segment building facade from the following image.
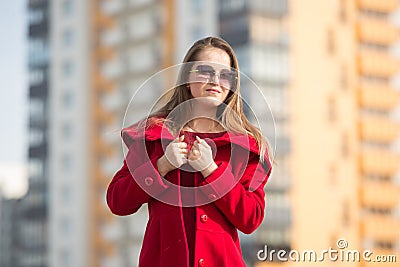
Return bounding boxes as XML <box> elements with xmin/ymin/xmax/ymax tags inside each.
<box><xmin>218</xmin><ymin>0</ymin><xmax>291</xmax><ymax>265</ymax></box>
<box><xmin>8</xmin><ymin>0</ymin><xmax>53</xmax><ymax>266</ymax></box>
<box><xmin>8</xmin><ymin>0</ymin><xmax>398</xmax><ymax>267</ymax></box>
<box><xmin>257</xmin><ymin>0</ymin><xmax>400</xmax><ymax>266</ymax></box>
<box><xmin>48</xmin><ymin>0</ymin><xmax>217</xmax><ymax>266</ymax></box>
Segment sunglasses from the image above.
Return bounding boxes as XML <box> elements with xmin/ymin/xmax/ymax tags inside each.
<box><xmin>188</xmin><ymin>64</ymin><xmax>238</xmax><ymax>89</ymax></box>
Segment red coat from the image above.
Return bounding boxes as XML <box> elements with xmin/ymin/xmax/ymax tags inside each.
<box><xmin>106</xmin><ymin>121</ymin><xmax>272</xmax><ymax>267</ymax></box>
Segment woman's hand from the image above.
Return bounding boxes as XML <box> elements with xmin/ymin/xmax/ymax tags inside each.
<box><xmin>157</xmin><ymin>135</ymin><xmax>188</xmax><ymax>176</ymax></box>
<box><xmin>188</xmin><ymin>136</ymin><xmax>218</xmax><ymax>177</ymax></box>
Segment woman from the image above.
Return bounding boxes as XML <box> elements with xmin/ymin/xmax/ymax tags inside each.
<box><xmin>106</xmin><ymin>36</ymin><xmax>272</xmax><ymax>267</ymax></box>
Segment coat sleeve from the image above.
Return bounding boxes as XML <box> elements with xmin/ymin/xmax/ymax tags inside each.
<box><xmin>198</xmin><ymin>152</ymin><xmax>272</xmax><ymax>234</ymax></box>
<box><xmin>106</xmin><ymin>142</ymin><xmax>169</xmax><ymax>216</ymax></box>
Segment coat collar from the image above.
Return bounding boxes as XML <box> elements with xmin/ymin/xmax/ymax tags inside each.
<box><xmin>122</xmin><ymin>119</ymin><xmax>262</xmax><ymax>157</ymax></box>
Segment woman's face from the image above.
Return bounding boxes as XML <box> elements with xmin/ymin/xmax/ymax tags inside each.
<box><xmin>187</xmin><ymin>48</ymin><xmax>235</xmax><ymax>106</ymax></box>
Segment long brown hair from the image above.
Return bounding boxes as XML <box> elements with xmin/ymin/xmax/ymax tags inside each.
<box><xmin>141</xmin><ymin>36</ymin><xmax>272</xmax><ymax>164</ymax></box>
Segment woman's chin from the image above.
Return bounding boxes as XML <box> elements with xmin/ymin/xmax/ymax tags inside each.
<box><xmin>196</xmin><ymin>96</ymin><xmax>223</xmax><ymax>107</ymax></box>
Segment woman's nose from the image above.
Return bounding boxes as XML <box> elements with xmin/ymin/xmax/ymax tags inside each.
<box><xmin>209</xmin><ymin>73</ymin><xmax>220</xmax><ymax>85</ymax></box>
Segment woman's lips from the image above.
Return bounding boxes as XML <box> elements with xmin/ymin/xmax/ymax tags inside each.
<box><xmin>206</xmin><ymin>89</ymin><xmax>221</xmax><ymax>94</ymax></box>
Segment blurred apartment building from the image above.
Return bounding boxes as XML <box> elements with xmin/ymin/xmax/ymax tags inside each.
<box><xmin>0</xmin><ymin>0</ymin><xmax>51</xmax><ymax>266</ymax></box>
<box><xmin>256</xmin><ymin>0</ymin><xmax>400</xmax><ymax>266</ymax></box>
<box><xmin>0</xmin><ymin>0</ymin><xmax>399</xmax><ymax>267</ymax></box>
<box><xmin>0</xmin><ymin>194</ymin><xmax>22</xmax><ymax>266</ymax></box>
<box><xmin>48</xmin><ymin>0</ymin><xmax>217</xmax><ymax>266</ymax></box>
<box><xmin>218</xmin><ymin>0</ymin><xmax>291</xmax><ymax>265</ymax></box>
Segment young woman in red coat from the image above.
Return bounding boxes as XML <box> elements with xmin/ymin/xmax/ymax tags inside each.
<box><xmin>106</xmin><ymin>36</ymin><xmax>273</xmax><ymax>267</ymax></box>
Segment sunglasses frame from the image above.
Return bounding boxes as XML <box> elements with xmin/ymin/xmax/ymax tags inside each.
<box><xmin>188</xmin><ymin>64</ymin><xmax>238</xmax><ymax>90</ymax></box>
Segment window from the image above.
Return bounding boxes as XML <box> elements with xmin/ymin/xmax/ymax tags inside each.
<box><xmin>29</xmin><ymin>69</ymin><xmax>44</xmax><ymax>85</ymax></box>
<box><xmin>375</xmin><ymin>241</ymin><xmax>394</xmax><ymax>250</ymax></box>
<box><xmin>329</xmin><ymin>163</ymin><xmax>337</xmax><ymax>185</ymax></box>
<box><xmin>61</xmin><ymin>154</ymin><xmax>72</xmax><ymax>172</ymax></box>
<box><xmin>29</xmin><ymin>159</ymin><xmax>43</xmax><ymax>178</ymax></box>
<box><xmin>192</xmin><ymin>25</ymin><xmax>204</xmax><ymax>40</ymax></box>
<box><xmin>342</xmin><ymin>199</ymin><xmax>350</xmax><ymax>226</ymax></box>
<box><xmin>341</xmin><ymin>132</ymin><xmax>349</xmax><ymax>158</ymax></box>
<box><xmin>326</xmin><ymin>27</ymin><xmax>336</xmax><ymax>55</ymax></box>
<box><xmin>29</xmin><ymin>98</ymin><xmax>44</xmax><ymax>118</ymax></box>
<box><xmin>61</xmin><ymin>122</ymin><xmax>72</xmax><ymax>140</ymax></box>
<box><xmin>220</xmin><ymin>0</ymin><xmax>245</xmax><ymax>14</ymax></box>
<box><xmin>29</xmin><ymin>38</ymin><xmax>49</xmax><ymax>67</ymax></box>
<box><xmin>62</xmin><ymin>61</ymin><xmax>73</xmax><ymax>77</ymax></box>
<box><xmin>60</xmin><ymin>183</ymin><xmax>72</xmax><ymax>203</ymax></box>
<box><xmin>62</xmin><ymin>0</ymin><xmax>73</xmax><ymax>16</ymax></box>
<box><xmin>327</xmin><ymin>95</ymin><xmax>337</xmax><ymax>123</ymax></box>
<box><xmin>62</xmin><ymin>91</ymin><xmax>74</xmax><ymax>108</ymax></box>
<box><xmin>252</xmin><ymin>45</ymin><xmax>289</xmax><ymax>83</ymax></box>
<box><xmin>29</xmin><ymin>129</ymin><xmax>44</xmax><ymax>146</ymax></box>
<box><xmin>192</xmin><ymin>0</ymin><xmax>203</xmax><ymax>12</ymax></box>
<box><xmin>250</xmin><ymin>0</ymin><xmax>289</xmax><ymax>16</ymax></box>
<box><xmin>62</xmin><ymin>29</ymin><xmax>74</xmax><ymax>47</ymax></box>
<box><xmin>339</xmin><ymin>0</ymin><xmax>347</xmax><ymax>22</ymax></box>
<box><xmin>340</xmin><ymin>63</ymin><xmax>348</xmax><ymax>90</ymax></box>
<box><xmin>59</xmin><ymin>248</ymin><xmax>71</xmax><ymax>266</ymax></box>
<box><xmin>28</xmin><ymin>8</ymin><xmax>44</xmax><ymax>24</ymax></box>
<box><xmin>60</xmin><ymin>216</ymin><xmax>72</xmax><ymax>234</ymax></box>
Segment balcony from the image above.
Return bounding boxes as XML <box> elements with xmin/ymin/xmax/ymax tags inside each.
<box><xmin>359</xmin><ymin>116</ymin><xmax>400</xmax><ymax>143</ymax></box>
<box><xmin>94</xmin><ymin>106</ymin><xmax>116</xmax><ymax>127</ymax></box>
<box><xmin>93</xmin><ymin>69</ymin><xmax>115</xmax><ymax>92</ymax></box>
<box><xmin>101</xmin><ymin>90</ymin><xmax>123</xmax><ymax>113</ymax></box>
<box><xmin>92</xmin><ymin>224</ymin><xmax>114</xmax><ymax>257</ymax></box>
<box><xmin>247</xmin><ymin>0</ymin><xmax>289</xmax><ymax>17</ymax></box>
<box><xmin>250</xmin><ymin>16</ymin><xmax>289</xmax><ymax>47</ymax></box>
<box><xmin>93</xmin><ymin>184</ymin><xmax>113</xmax><ymax>223</ymax></box>
<box><xmin>357</xmin><ymin>0</ymin><xmax>399</xmax><ymax>13</ymax></box>
<box><xmin>95</xmin><ymin>45</ymin><xmax>115</xmax><ymax>62</ymax></box>
<box><xmin>359</xmin><ymin>85</ymin><xmax>400</xmax><ymax>110</ymax></box>
<box><xmin>360</xmin><ymin>149</ymin><xmax>400</xmax><ymax>176</ymax></box>
<box><xmin>29</xmin><ymin>17</ymin><xmax>49</xmax><ymax>37</ymax></box>
<box><xmin>29</xmin><ymin>143</ymin><xmax>48</xmax><ymax>158</ymax></box>
<box><xmin>101</xmin><ymin>0</ymin><xmax>124</xmax><ymax>16</ymax></box>
<box><xmin>101</xmin><ymin>26</ymin><xmax>124</xmax><ymax>47</ymax></box>
<box><xmin>361</xmin><ymin>182</ymin><xmax>400</xmax><ymax>209</ymax></box>
<box><xmin>361</xmin><ymin>215</ymin><xmax>400</xmax><ymax>243</ymax></box>
<box><xmin>358</xmin><ymin>51</ymin><xmax>399</xmax><ymax>78</ymax></box>
<box><xmin>357</xmin><ymin>18</ymin><xmax>398</xmax><ymax>45</ymax></box>
<box><xmin>94</xmin><ymin>9</ymin><xmax>114</xmax><ymax>30</ymax></box>
<box><xmin>95</xmin><ymin>134</ymin><xmax>116</xmax><ymax>158</ymax></box>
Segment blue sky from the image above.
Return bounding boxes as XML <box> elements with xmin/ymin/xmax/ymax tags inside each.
<box><xmin>0</xmin><ymin>0</ymin><xmax>28</xmax><ymax>197</ymax></box>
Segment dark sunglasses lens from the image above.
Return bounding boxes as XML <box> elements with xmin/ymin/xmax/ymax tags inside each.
<box><xmin>197</xmin><ymin>65</ymin><xmax>214</xmax><ymax>76</ymax></box>
<box><xmin>190</xmin><ymin>64</ymin><xmax>237</xmax><ymax>89</ymax></box>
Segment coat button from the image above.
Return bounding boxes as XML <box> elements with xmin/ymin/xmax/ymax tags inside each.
<box><xmin>198</xmin><ymin>258</ymin><xmax>205</xmax><ymax>267</ymax></box>
<box><xmin>200</xmin><ymin>214</ymin><xmax>208</xmax><ymax>223</ymax></box>
<box><xmin>144</xmin><ymin>177</ymin><xmax>153</xmax><ymax>186</ymax></box>
<box><xmin>208</xmin><ymin>193</ymin><xmax>217</xmax><ymax>201</ymax></box>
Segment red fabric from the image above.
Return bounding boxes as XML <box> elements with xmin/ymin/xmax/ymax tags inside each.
<box><xmin>106</xmin><ymin>120</ymin><xmax>272</xmax><ymax>267</ymax></box>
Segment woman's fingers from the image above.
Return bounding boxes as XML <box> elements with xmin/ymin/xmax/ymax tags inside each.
<box><xmin>163</xmin><ymin>136</ymin><xmax>189</xmax><ymax>168</ymax></box>
<box><xmin>178</xmin><ymin>142</ymin><xmax>187</xmax><ymax>149</ymax></box>
<box><xmin>195</xmin><ymin>136</ymin><xmax>205</xmax><ymax>147</ymax></box>
<box><xmin>179</xmin><ymin>148</ymin><xmax>188</xmax><ymax>156</ymax></box>
<box><xmin>172</xmin><ymin>135</ymin><xmax>185</xmax><ymax>143</ymax></box>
